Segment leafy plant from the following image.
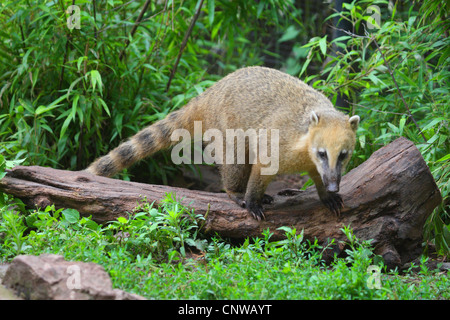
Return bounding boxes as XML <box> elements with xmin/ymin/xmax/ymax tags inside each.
<box><xmin>0</xmin><ymin>209</ymin><xmax>30</xmax><ymax>257</ymax></box>
<box><xmin>0</xmin><ymin>155</ymin><xmax>23</xmax><ymax>179</ymax></box>
<box><xmin>104</xmin><ymin>193</ymin><xmax>206</xmax><ymax>262</ymax></box>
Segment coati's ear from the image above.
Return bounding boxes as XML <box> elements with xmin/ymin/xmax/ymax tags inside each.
<box><xmin>348</xmin><ymin>115</ymin><xmax>360</xmax><ymax>131</ymax></box>
<box><xmin>310</xmin><ymin>111</ymin><xmax>320</xmax><ymax>127</ymax></box>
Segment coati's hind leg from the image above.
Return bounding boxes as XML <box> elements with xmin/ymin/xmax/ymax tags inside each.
<box><xmin>221</xmin><ymin>163</ymin><xmax>252</xmax><ymax>208</ymax></box>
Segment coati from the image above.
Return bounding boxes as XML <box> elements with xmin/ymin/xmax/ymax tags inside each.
<box><xmin>86</xmin><ymin>66</ymin><xmax>360</xmax><ymax>220</ymax></box>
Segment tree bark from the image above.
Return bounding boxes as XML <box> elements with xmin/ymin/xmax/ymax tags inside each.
<box><xmin>0</xmin><ymin>137</ymin><xmax>442</xmax><ymax>269</ymax></box>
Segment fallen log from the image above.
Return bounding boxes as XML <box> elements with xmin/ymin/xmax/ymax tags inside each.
<box><xmin>0</xmin><ymin>137</ymin><xmax>442</xmax><ymax>269</ymax></box>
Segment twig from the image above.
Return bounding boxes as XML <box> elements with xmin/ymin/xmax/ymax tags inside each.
<box><xmin>166</xmin><ymin>0</ymin><xmax>205</xmax><ymax>92</ymax></box>
<box><xmin>333</xmin><ymin>63</ymin><xmax>378</xmax><ymax>91</ymax></box>
<box><xmin>92</xmin><ymin>0</ymin><xmax>99</xmax><ymax>45</ymax></box>
<box><xmin>331</xmin><ymin>26</ymin><xmax>367</xmax><ymax>39</ymax></box>
<box><xmin>118</xmin><ymin>0</ymin><xmax>152</xmax><ymax>61</ymax></box>
<box><xmin>133</xmin><ymin>2</ymin><xmax>171</xmax><ymax>102</ymax></box>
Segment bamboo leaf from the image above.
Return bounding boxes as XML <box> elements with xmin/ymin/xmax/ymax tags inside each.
<box><xmin>319</xmin><ymin>35</ymin><xmax>327</xmax><ymax>56</ymax></box>
<box><xmin>436</xmin><ymin>154</ymin><xmax>450</xmax><ymax>163</ymax></box>
<box><xmin>278</xmin><ymin>26</ymin><xmax>300</xmax><ymax>43</ymax></box>
<box><xmin>208</xmin><ymin>0</ymin><xmax>215</xmax><ymax>25</ymax></box>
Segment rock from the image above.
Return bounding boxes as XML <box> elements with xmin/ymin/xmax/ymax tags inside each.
<box><xmin>0</xmin><ymin>264</ymin><xmax>9</xmax><ymax>279</ymax></box>
<box><xmin>0</xmin><ymin>263</ymin><xmax>20</xmax><ymax>300</ymax></box>
<box><xmin>2</xmin><ymin>254</ymin><xmax>145</xmax><ymax>300</ymax></box>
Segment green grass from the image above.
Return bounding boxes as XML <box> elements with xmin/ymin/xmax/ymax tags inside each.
<box><xmin>1</xmin><ymin>193</ymin><xmax>448</xmax><ymax>300</ymax></box>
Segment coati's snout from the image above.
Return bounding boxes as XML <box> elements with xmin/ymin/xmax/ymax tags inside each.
<box><xmin>321</xmin><ymin>169</ymin><xmax>341</xmax><ymax>193</ymax></box>
<box><xmin>315</xmin><ymin>147</ymin><xmax>343</xmax><ymax>193</ymax></box>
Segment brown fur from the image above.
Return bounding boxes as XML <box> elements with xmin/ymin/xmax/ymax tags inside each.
<box><xmin>86</xmin><ymin>66</ymin><xmax>359</xmax><ymax>220</ymax></box>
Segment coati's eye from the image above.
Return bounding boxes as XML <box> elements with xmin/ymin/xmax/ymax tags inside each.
<box><xmin>338</xmin><ymin>150</ymin><xmax>347</xmax><ymax>161</ymax></box>
<box><xmin>317</xmin><ymin>150</ymin><xmax>327</xmax><ymax>160</ymax></box>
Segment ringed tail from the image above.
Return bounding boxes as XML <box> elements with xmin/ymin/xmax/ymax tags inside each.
<box><xmin>86</xmin><ymin>106</ymin><xmax>196</xmax><ymax>177</ymax></box>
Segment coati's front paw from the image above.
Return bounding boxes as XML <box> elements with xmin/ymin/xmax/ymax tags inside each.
<box><xmin>245</xmin><ymin>201</ymin><xmax>266</xmax><ymax>221</ymax></box>
<box><xmin>320</xmin><ymin>192</ymin><xmax>344</xmax><ymax>216</ymax></box>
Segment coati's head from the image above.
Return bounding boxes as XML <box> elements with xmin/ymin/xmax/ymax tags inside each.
<box><xmin>308</xmin><ymin>110</ymin><xmax>360</xmax><ymax>193</ymax></box>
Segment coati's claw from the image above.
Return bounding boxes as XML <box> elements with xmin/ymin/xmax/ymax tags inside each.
<box><xmin>262</xmin><ymin>194</ymin><xmax>274</xmax><ymax>204</ymax></box>
<box><xmin>278</xmin><ymin>188</ymin><xmax>303</xmax><ymax>196</ymax></box>
<box><xmin>321</xmin><ymin>192</ymin><xmax>344</xmax><ymax>217</ymax></box>
<box><xmin>246</xmin><ymin>201</ymin><xmax>266</xmax><ymax>221</ymax></box>
<box><xmin>230</xmin><ymin>194</ymin><xmax>266</xmax><ymax>220</ymax></box>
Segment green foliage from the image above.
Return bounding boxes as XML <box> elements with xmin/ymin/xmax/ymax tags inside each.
<box><xmin>0</xmin><ymin>154</ymin><xmax>24</xmax><ymax>180</ymax></box>
<box><xmin>0</xmin><ymin>209</ymin><xmax>30</xmax><ymax>257</ymax></box>
<box><xmin>1</xmin><ymin>193</ymin><xmax>205</xmax><ymax>263</ymax></box>
<box><xmin>103</xmin><ymin>193</ymin><xmax>207</xmax><ymax>262</ymax></box>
